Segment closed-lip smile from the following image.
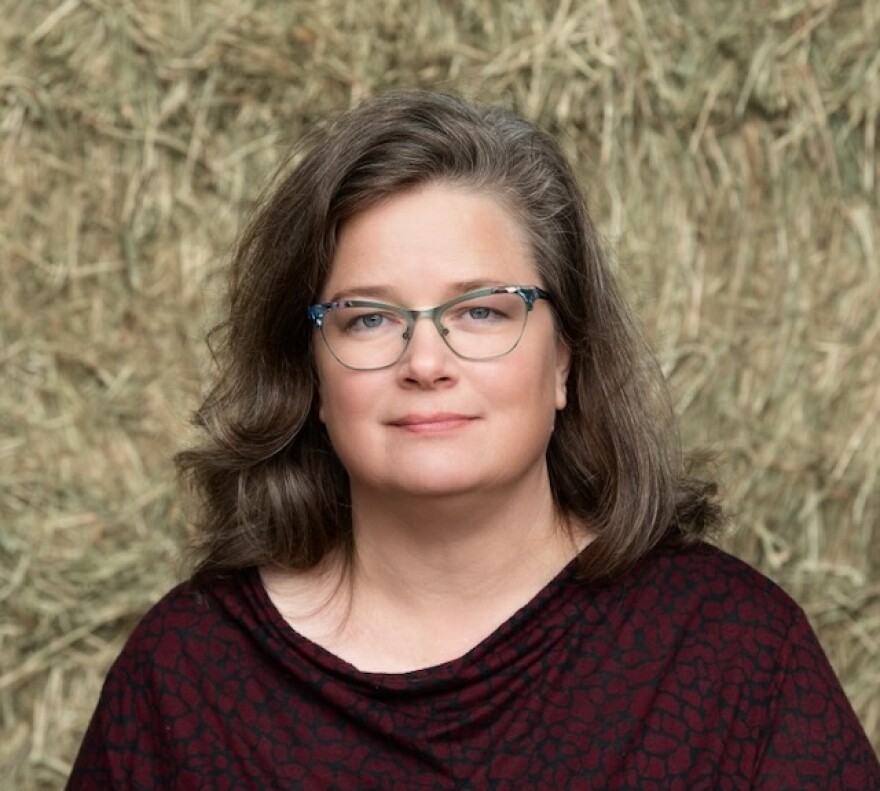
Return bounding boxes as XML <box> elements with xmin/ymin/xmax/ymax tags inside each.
<box><xmin>388</xmin><ymin>413</ymin><xmax>477</xmax><ymax>432</ymax></box>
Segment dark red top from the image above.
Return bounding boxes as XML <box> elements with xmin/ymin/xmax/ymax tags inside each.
<box><xmin>67</xmin><ymin>542</ymin><xmax>879</xmax><ymax>789</ymax></box>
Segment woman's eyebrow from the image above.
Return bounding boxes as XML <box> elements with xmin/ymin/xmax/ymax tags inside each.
<box><xmin>448</xmin><ymin>278</ymin><xmax>508</xmax><ymax>293</ymax></box>
<box><xmin>326</xmin><ymin>279</ymin><xmax>510</xmax><ymax>304</ymax></box>
<box><xmin>325</xmin><ymin>285</ymin><xmax>398</xmax><ymax>303</ymax></box>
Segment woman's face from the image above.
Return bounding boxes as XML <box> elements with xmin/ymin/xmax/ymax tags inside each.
<box><xmin>314</xmin><ymin>182</ymin><xmax>570</xmax><ymax>502</ymax></box>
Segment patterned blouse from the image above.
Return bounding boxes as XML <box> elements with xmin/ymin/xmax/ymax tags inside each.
<box><xmin>67</xmin><ymin>542</ymin><xmax>880</xmax><ymax>789</ymax></box>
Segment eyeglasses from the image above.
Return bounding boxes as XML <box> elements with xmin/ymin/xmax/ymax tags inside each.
<box><xmin>308</xmin><ymin>285</ymin><xmax>552</xmax><ymax>371</ymax></box>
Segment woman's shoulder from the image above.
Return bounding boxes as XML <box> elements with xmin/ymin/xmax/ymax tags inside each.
<box><xmin>106</xmin><ymin>571</ymin><xmax>255</xmax><ymax>678</ymax></box>
<box><xmin>633</xmin><ymin>539</ymin><xmax>803</xmax><ymax>612</ymax></box>
<box><xmin>609</xmin><ymin>540</ymin><xmax>815</xmax><ymax>654</ymax></box>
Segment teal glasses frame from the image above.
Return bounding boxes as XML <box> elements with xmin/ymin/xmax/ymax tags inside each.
<box><xmin>307</xmin><ymin>285</ymin><xmax>552</xmax><ymax>370</ymax></box>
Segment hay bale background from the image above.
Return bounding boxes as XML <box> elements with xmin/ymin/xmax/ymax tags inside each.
<box><xmin>2</xmin><ymin>0</ymin><xmax>877</xmax><ymax>785</ymax></box>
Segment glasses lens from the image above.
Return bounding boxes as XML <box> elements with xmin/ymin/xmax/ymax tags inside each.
<box><xmin>439</xmin><ymin>291</ymin><xmax>528</xmax><ymax>359</ymax></box>
<box><xmin>320</xmin><ymin>305</ymin><xmax>408</xmax><ymax>369</ymax></box>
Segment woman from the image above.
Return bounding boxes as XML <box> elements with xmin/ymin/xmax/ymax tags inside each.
<box><xmin>68</xmin><ymin>92</ymin><xmax>879</xmax><ymax>789</ymax></box>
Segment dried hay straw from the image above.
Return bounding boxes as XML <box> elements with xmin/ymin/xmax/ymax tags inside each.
<box><xmin>2</xmin><ymin>0</ymin><xmax>878</xmax><ymax>785</ymax></box>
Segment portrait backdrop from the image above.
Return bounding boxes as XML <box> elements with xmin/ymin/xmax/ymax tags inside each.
<box><xmin>2</xmin><ymin>1</ymin><xmax>878</xmax><ymax>786</ymax></box>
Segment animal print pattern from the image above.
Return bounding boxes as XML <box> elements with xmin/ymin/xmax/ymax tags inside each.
<box><xmin>67</xmin><ymin>543</ymin><xmax>880</xmax><ymax>789</ymax></box>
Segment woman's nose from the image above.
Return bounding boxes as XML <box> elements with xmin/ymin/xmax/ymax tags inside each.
<box><xmin>396</xmin><ymin>318</ymin><xmax>456</xmax><ymax>387</ymax></box>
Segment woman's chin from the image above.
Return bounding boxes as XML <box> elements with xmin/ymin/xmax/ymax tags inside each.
<box><xmin>381</xmin><ymin>473</ymin><xmax>487</xmax><ymax>500</ymax></box>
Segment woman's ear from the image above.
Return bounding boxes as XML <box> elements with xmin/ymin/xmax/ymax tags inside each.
<box><xmin>555</xmin><ymin>338</ymin><xmax>571</xmax><ymax>411</ymax></box>
<box><xmin>316</xmin><ymin>381</ymin><xmax>326</xmax><ymax>424</ymax></box>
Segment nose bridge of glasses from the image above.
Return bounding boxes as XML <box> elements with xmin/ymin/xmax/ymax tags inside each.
<box><xmin>401</xmin><ymin>306</ymin><xmax>450</xmax><ymax>341</ymax></box>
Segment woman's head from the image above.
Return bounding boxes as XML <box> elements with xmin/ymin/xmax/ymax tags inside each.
<box><xmin>178</xmin><ymin>90</ymin><xmax>719</xmax><ymax>580</ymax></box>
<box><xmin>312</xmin><ymin>182</ymin><xmax>570</xmax><ymax>504</ymax></box>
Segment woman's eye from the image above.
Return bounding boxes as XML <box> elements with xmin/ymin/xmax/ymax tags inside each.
<box><xmin>458</xmin><ymin>305</ymin><xmax>508</xmax><ymax>322</ymax></box>
<box><xmin>359</xmin><ymin>314</ymin><xmax>385</xmax><ymax>328</ymax></box>
<box><xmin>467</xmin><ymin>307</ymin><xmax>494</xmax><ymax>321</ymax></box>
<box><xmin>343</xmin><ymin>311</ymin><xmax>399</xmax><ymax>333</ymax></box>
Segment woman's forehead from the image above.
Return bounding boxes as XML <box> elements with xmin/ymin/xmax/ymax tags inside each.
<box><xmin>320</xmin><ymin>184</ymin><xmax>540</xmax><ymax>303</ymax></box>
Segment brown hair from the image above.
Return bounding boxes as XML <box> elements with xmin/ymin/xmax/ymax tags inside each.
<box><xmin>176</xmin><ymin>90</ymin><xmax>721</xmax><ymax>582</ymax></box>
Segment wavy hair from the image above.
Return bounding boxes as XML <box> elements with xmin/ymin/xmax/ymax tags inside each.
<box><xmin>176</xmin><ymin>90</ymin><xmax>721</xmax><ymax>582</ymax></box>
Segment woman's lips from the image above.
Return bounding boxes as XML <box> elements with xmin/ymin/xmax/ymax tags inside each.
<box><xmin>388</xmin><ymin>414</ymin><xmax>477</xmax><ymax>434</ymax></box>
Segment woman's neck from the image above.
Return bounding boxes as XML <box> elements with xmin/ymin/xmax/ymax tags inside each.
<box><xmin>348</xmin><ymin>474</ymin><xmax>580</xmax><ymax>612</ymax></box>
<box><xmin>262</xmin><ymin>469</ymin><xmax>591</xmax><ymax>673</ymax></box>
